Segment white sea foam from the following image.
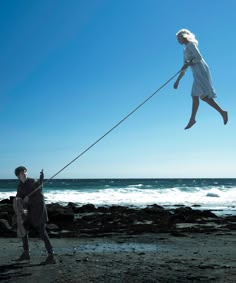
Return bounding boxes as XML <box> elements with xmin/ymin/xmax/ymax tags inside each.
<box><xmin>1</xmin><ymin>186</ymin><xmax>235</xmax><ymax>211</ymax></box>
<box><xmin>41</xmin><ymin>186</ymin><xmax>236</xmax><ymax>209</ymax></box>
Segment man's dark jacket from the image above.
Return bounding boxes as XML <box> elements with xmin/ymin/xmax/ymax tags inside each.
<box><xmin>16</xmin><ymin>178</ymin><xmax>48</xmax><ymax>227</ymax></box>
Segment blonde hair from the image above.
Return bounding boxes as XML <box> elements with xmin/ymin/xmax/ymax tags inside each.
<box><xmin>176</xmin><ymin>29</ymin><xmax>198</xmax><ymax>46</ymax></box>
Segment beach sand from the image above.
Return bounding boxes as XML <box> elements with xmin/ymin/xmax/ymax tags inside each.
<box><xmin>0</xmin><ymin>232</ymin><xmax>235</xmax><ymax>283</ymax></box>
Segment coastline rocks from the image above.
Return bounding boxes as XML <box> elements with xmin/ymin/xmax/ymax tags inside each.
<box><xmin>0</xmin><ymin>197</ymin><xmax>235</xmax><ymax>238</ymax></box>
<box><xmin>74</xmin><ymin>203</ymin><xmax>96</xmax><ymax>213</ymax></box>
<box><xmin>0</xmin><ymin>218</ymin><xmax>15</xmax><ymax>237</ymax></box>
<box><xmin>47</xmin><ymin>203</ymin><xmax>74</xmax><ymax>223</ymax></box>
<box><xmin>0</xmin><ymin>197</ymin><xmax>14</xmax><ymax>204</ymax></box>
<box><xmin>0</xmin><ymin>219</ymin><xmax>11</xmax><ymax>230</ymax></box>
<box><xmin>144</xmin><ymin>204</ymin><xmax>165</xmax><ymax>213</ymax></box>
<box><xmin>0</xmin><ymin>204</ymin><xmax>14</xmax><ymax>224</ymax></box>
<box><xmin>0</xmin><ymin>211</ymin><xmax>9</xmax><ymax>219</ymax></box>
<box><xmin>0</xmin><ymin>204</ymin><xmax>14</xmax><ymax>214</ymax></box>
<box><xmin>46</xmin><ymin>223</ymin><xmax>60</xmax><ymax>231</ymax></box>
<box><xmin>192</xmin><ymin>204</ymin><xmax>201</xmax><ymax>207</ymax></box>
<box><xmin>172</xmin><ymin>206</ymin><xmax>218</xmax><ymax>223</ymax></box>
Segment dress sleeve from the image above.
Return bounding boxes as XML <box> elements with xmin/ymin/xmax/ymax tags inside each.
<box><xmin>186</xmin><ymin>42</ymin><xmax>202</xmax><ymax>64</ymax></box>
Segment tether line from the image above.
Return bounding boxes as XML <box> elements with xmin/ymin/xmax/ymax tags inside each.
<box><xmin>27</xmin><ymin>68</ymin><xmax>182</xmax><ymax>197</ymax></box>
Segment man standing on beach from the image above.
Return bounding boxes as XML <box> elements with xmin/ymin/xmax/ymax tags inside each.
<box><xmin>14</xmin><ymin>166</ymin><xmax>56</xmax><ymax>264</ymax></box>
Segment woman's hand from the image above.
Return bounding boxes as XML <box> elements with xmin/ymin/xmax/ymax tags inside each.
<box><xmin>173</xmin><ymin>80</ymin><xmax>179</xmax><ymax>89</ymax></box>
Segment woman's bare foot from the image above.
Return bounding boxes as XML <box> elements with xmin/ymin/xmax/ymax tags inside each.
<box><xmin>184</xmin><ymin>119</ymin><xmax>196</xmax><ymax>130</ymax></box>
<box><xmin>222</xmin><ymin>111</ymin><xmax>228</xmax><ymax>125</ymax></box>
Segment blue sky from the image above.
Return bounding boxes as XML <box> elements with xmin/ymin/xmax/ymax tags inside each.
<box><xmin>0</xmin><ymin>0</ymin><xmax>235</xmax><ymax>179</ymax></box>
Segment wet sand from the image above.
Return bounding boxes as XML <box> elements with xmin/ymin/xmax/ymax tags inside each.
<box><xmin>0</xmin><ymin>232</ymin><xmax>236</xmax><ymax>283</ymax></box>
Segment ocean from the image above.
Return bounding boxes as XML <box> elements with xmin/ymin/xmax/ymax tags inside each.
<box><xmin>0</xmin><ymin>178</ymin><xmax>235</xmax><ymax>215</ymax></box>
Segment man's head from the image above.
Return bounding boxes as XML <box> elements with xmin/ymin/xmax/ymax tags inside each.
<box><xmin>15</xmin><ymin>166</ymin><xmax>27</xmax><ymax>183</ymax></box>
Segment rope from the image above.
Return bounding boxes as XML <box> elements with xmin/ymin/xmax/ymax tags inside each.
<box><xmin>27</xmin><ymin>68</ymin><xmax>181</xmax><ymax>197</ymax></box>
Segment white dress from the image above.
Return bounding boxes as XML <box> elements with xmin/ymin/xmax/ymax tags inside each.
<box><xmin>184</xmin><ymin>42</ymin><xmax>216</xmax><ymax>98</ymax></box>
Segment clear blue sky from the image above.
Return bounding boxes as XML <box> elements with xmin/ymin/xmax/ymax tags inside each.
<box><xmin>0</xmin><ymin>0</ymin><xmax>235</xmax><ymax>179</ymax></box>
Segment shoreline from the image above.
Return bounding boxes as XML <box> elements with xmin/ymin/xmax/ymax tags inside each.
<box><xmin>1</xmin><ymin>195</ymin><xmax>236</xmax><ymax>218</ymax></box>
<box><xmin>1</xmin><ymin>177</ymin><xmax>235</xmax><ymax>215</ymax></box>
<box><xmin>0</xmin><ymin>198</ymin><xmax>236</xmax><ymax>238</ymax></box>
<box><xmin>0</xmin><ymin>197</ymin><xmax>236</xmax><ymax>282</ymax></box>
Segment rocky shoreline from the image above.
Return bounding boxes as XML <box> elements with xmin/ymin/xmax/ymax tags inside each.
<box><xmin>1</xmin><ymin>197</ymin><xmax>236</xmax><ymax>282</ymax></box>
<box><xmin>0</xmin><ymin>197</ymin><xmax>235</xmax><ymax>238</ymax></box>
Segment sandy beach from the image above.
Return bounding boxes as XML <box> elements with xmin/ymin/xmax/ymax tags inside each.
<box><xmin>0</xmin><ymin>231</ymin><xmax>236</xmax><ymax>283</ymax></box>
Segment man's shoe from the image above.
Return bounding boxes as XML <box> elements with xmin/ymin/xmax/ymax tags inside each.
<box><xmin>15</xmin><ymin>251</ymin><xmax>30</xmax><ymax>261</ymax></box>
<box><xmin>41</xmin><ymin>254</ymin><xmax>56</xmax><ymax>265</ymax></box>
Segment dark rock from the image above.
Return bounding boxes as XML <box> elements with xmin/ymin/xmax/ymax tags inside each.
<box><xmin>225</xmin><ymin>223</ymin><xmax>236</xmax><ymax>230</ymax></box>
<box><xmin>172</xmin><ymin>206</ymin><xmax>218</xmax><ymax>224</ymax></box>
<box><xmin>75</xmin><ymin>204</ymin><xmax>96</xmax><ymax>213</ymax></box>
<box><xmin>46</xmin><ymin>223</ymin><xmax>60</xmax><ymax>231</ymax></box>
<box><xmin>67</xmin><ymin>202</ymin><xmax>78</xmax><ymax>211</ymax></box>
<box><xmin>0</xmin><ymin>219</ymin><xmax>15</xmax><ymax>237</ymax></box>
<box><xmin>109</xmin><ymin>205</ymin><xmax>129</xmax><ymax>213</ymax></box>
<box><xmin>0</xmin><ymin>199</ymin><xmax>11</xmax><ymax>204</ymax></box>
<box><xmin>0</xmin><ymin>201</ymin><xmax>234</xmax><ymax>238</ymax></box>
<box><xmin>47</xmin><ymin>203</ymin><xmax>74</xmax><ymax>223</ymax></box>
<box><xmin>225</xmin><ymin>215</ymin><xmax>236</xmax><ymax>222</ymax></box>
<box><xmin>172</xmin><ymin>206</ymin><xmax>193</xmax><ymax>222</ymax></box>
<box><xmin>174</xmin><ymin>206</ymin><xmax>193</xmax><ymax>214</ymax></box>
<box><xmin>0</xmin><ymin>219</ymin><xmax>11</xmax><ymax>230</ymax></box>
<box><xmin>0</xmin><ymin>196</ymin><xmax>15</xmax><ymax>204</ymax></box>
<box><xmin>97</xmin><ymin>206</ymin><xmax>109</xmax><ymax>213</ymax></box>
<box><xmin>49</xmin><ymin>212</ymin><xmax>74</xmax><ymax>223</ymax></box>
<box><xmin>0</xmin><ymin>204</ymin><xmax>14</xmax><ymax>219</ymax></box>
<box><xmin>81</xmin><ymin>214</ymin><xmax>98</xmax><ymax>222</ymax></box>
<box><xmin>10</xmin><ymin>196</ymin><xmax>15</xmax><ymax>202</ymax></box>
<box><xmin>197</xmin><ymin>210</ymin><xmax>218</xmax><ymax>218</ymax></box>
<box><xmin>46</xmin><ymin>203</ymin><xmax>64</xmax><ymax>211</ymax></box>
<box><xmin>144</xmin><ymin>204</ymin><xmax>165</xmax><ymax>213</ymax></box>
<box><xmin>0</xmin><ymin>212</ymin><xmax>9</xmax><ymax>219</ymax></box>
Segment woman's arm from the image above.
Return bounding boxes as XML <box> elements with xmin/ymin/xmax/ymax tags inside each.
<box><xmin>173</xmin><ymin>57</ymin><xmax>194</xmax><ymax>89</ymax></box>
<box><xmin>173</xmin><ymin>69</ymin><xmax>187</xmax><ymax>89</ymax></box>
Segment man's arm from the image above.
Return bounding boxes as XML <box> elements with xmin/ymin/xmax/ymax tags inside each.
<box><xmin>30</xmin><ymin>170</ymin><xmax>44</xmax><ymax>195</ymax></box>
<box><xmin>39</xmin><ymin>169</ymin><xmax>44</xmax><ymax>185</ymax></box>
<box><xmin>16</xmin><ymin>184</ymin><xmax>23</xmax><ymax>198</ymax></box>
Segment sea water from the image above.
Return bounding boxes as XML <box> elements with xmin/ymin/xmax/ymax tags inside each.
<box><xmin>0</xmin><ymin>178</ymin><xmax>235</xmax><ymax>215</ymax></box>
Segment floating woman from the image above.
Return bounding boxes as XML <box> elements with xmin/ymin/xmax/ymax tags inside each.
<box><xmin>173</xmin><ymin>29</ymin><xmax>228</xmax><ymax>130</ymax></box>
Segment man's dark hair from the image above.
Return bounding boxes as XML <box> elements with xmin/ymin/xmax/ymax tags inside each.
<box><xmin>15</xmin><ymin>166</ymin><xmax>27</xmax><ymax>177</ymax></box>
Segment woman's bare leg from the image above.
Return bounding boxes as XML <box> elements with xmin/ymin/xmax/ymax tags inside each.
<box><xmin>201</xmin><ymin>97</ymin><xmax>228</xmax><ymax>124</ymax></box>
<box><xmin>185</xmin><ymin>96</ymin><xmax>199</xmax><ymax>129</ymax></box>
